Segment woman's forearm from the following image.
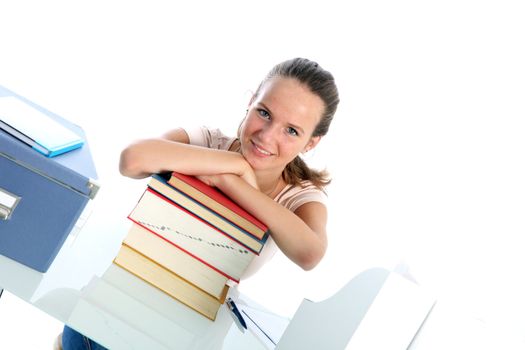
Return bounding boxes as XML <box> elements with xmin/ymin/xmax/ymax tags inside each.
<box><xmin>119</xmin><ymin>138</ymin><xmax>251</xmax><ymax>179</ymax></box>
<box><xmin>214</xmin><ymin>173</ymin><xmax>327</xmax><ymax>270</ymax></box>
<box><xmin>119</xmin><ymin>137</ymin><xmax>327</xmax><ymax>270</ymax></box>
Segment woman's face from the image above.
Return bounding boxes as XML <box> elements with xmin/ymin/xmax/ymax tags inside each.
<box><xmin>239</xmin><ymin>77</ymin><xmax>325</xmax><ymax>175</ymax></box>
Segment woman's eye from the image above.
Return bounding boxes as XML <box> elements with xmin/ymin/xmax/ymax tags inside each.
<box><xmin>257</xmin><ymin>109</ymin><xmax>270</xmax><ymax>119</ymax></box>
<box><xmin>286</xmin><ymin>127</ymin><xmax>298</xmax><ymax>136</ymax></box>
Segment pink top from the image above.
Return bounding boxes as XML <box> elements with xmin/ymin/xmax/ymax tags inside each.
<box><xmin>186</xmin><ymin>126</ymin><xmax>327</xmax><ymax>279</ymax></box>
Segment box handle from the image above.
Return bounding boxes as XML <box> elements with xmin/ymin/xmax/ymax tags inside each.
<box><xmin>0</xmin><ymin>187</ymin><xmax>21</xmax><ymax>221</ymax></box>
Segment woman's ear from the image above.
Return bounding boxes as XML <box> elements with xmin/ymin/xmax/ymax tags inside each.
<box><xmin>304</xmin><ymin>136</ymin><xmax>322</xmax><ymax>153</ymax></box>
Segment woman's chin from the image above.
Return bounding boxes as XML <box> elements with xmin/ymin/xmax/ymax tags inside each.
<box><xmin>245</xmin><ymin>156</ymin><xmax>269</xmax><ymax>171</ymax></box>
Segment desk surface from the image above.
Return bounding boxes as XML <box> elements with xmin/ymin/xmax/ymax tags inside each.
<box><xmin>2</xmin><ymin>181</ymin><xmax>525</xmax><ymax>350</ymax></box>
<box><xmin>0</xmin><ymin>182</ymin><xmax>276</xmax><ymax>350</ymax></box>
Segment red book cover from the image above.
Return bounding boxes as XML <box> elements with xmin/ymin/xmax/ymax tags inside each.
<box><xmin>169</xmin><ymin>172</ymin><xmax>268</xmax><ymax>236</ymax></box>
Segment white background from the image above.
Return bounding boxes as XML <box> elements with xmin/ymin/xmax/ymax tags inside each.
<box><xmin>1</xmin><ymin>0</ymin><xmax>524</xmax><ymax>348</ymax></box>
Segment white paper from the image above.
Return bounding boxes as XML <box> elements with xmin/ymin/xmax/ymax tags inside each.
<box><xmin>237</xmin><ymin>304</ymin><xmax>290</xmax><ymax>349</ymax></box>
<box><xmin>0</xmin><ymin>96</ymin><xmax>82</xmax><ymax>151</ymax></box>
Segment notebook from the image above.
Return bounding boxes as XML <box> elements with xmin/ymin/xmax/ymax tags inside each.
<box><xmin>0</xmin><ymin>95</ymin><xmax>84</xmax><ymax>157</ymax></box>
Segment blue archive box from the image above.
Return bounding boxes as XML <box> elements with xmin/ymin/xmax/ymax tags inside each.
<box><xmin>0</xmin><ymin>85</ymin><xmax>99</xmax><ymax>272</ymax></box>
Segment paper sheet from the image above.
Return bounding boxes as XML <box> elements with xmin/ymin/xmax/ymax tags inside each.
<box><xmin>237</xmin><ymin>304</ymin><xmax>290</xmax><ymax>349</ymax></box>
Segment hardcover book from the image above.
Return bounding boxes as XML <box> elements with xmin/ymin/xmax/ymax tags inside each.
<box><xmin>128</xmin><ymin>188</ymin><xmax>255</xmax><ymax>283</ymax></box>
<box><xmin>123</xmin><ymin>223</ymin><xmax>229</xmax><ymax>301</ymax></box>
<box><xmin>149</xmin><ymin>174</ymin><xmax>267</xmax><ymax>254</ymax></box>
<box><xmin>113</xmin><ymin>244</ymin><xmax>227</xmax><ymax>321</ymax></box>
<box><xmin>169</xmin><ymin>172</ymin><xmax>268</xmax><ymax>240</ymax></box>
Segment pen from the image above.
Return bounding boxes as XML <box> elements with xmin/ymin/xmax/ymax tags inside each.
<box><xmin>226</xmin><ymin>297</ymin><xmax>247</xmax><ymax>329</ymax></box>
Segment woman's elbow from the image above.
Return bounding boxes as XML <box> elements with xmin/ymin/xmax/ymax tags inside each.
<box><xmin>119</xmin><ymin>146</ymin><xmax>146</xmax><ymax>178</ymax></box>
<box><xmin>297</xmin><ymin>245</ymin><xmax>326</xmax><ymax>271</ymax></box>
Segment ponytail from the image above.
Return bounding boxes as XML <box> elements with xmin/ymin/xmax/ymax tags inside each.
<box><xmin>283</xmin><ymin>156</ymin><xmax>331</xmax><ymax>190</ymax></box>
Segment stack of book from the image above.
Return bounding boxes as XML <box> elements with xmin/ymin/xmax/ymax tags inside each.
<box><xmin>112</xmin><ymin>172</ymin><xmax>269</xmax><ymax>321</ymax></box>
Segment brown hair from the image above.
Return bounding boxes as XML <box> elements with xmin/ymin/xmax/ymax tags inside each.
<box><xmin>253</xmin><ymin>58</ymin><xmax>340</xmax><ymax>189</ymax></box>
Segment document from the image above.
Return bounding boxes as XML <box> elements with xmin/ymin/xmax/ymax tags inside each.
<box><xmin>237</xmin><ymin>303</ymin><xmax>290</xmax><ymax>349</ymax></box>
<box><xmin>0</xmin><ymin>96</ymin><xmax>84</xmax><ymax>157</ymax></box>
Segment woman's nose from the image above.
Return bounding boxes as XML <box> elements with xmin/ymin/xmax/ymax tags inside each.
<box><xmin>258</xmin><ymin>123</ymin><xmax>279</xmax><ymax>143</ymax></box>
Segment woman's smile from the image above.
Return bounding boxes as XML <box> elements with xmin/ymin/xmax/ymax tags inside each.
<box><xmin>251</xmin><ymin>140</ymin><xmax>274</xmax><ymax>157</ymax></box>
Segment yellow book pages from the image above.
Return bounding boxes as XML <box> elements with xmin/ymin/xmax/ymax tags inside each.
<box><xmin>124</xmin><ymin>223</ymin><xmax>229</xmax><ymax>301</ymax></box>
<box><xmin>113</xmin><ymin>244</ymin><xmax>225</xmax><ymax>321</ymax></box>
<box><xmin>217</xmin><ymin>284</ymin><xmax>229</xmax><ymax>304</ymax></box>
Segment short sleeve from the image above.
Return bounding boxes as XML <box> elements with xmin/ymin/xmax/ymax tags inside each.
<box><xmin>186</xmin><ymin>126</ymin><xmax>236</xmax><ymax>150</ymax></box>
<box><xmin>276</xmin><ymin>183</ymin><xmax>328</xmax><ymax>213</ymax></box>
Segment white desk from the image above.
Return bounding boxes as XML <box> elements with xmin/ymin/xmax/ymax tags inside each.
<box><xmin>0</xmin><ymin>182</ymin><xmax>278</xmax><ymax>350</ymax></box>
<box><xmin>2</xmin><ymin>181</ymin><xmax>524</xmax><ymax>349</ymax></box>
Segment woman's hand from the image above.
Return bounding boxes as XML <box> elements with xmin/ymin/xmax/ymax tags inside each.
<box><xmin>238</xmin><ymin>163</ymin><xmax>259</xmax><ymax>189</ymax></box>
<box><xmin>197</xmin><ymin>168</ymin><xmax>259</xmax><ymax>191</ymax></box>
<box><xmin>196</xmin><ymin>156</ymin><xmax>259</xmax><ymax>189</ymax></box>
<box><xmin>195</xmin><ymin>174</ymin><xmax>222</xmax><ymax>187</ymax></box>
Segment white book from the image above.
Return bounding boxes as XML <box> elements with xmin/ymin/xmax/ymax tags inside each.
<box><xmin>69</xmin><ymin>267</ymin><xmax>242</xmax><ymax>349</ymax></box>
<box><xmin>71</xmin><ymin>274</ymin><xmax>194</xmax><ymax>350</ymax></box>
<box><xmin>0</xmin><ymin>96</ymin><xmax>84</xmax><ymax>157</ymax></box>
<box><xmin>128</xmin><ymin>189</ymin><xmax>255</xmax><ymax>282</ymax></box>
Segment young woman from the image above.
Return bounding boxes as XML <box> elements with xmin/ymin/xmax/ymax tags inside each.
<box><xmin>58</xmin><ymin>57</ymin><xmax>339</xmax><ymax>350</ymax></box>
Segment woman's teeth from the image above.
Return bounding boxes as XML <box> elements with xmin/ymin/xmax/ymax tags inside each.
<box><xmin>254</xmin><ymin>143</ymin><xmax>271</xmax><ymax>155</ymax></box>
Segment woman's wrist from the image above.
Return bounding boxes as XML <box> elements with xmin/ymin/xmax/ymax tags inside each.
<box><xmin>215</xmin><ymin>172</ymin><xmax>258</xmax><ymax>193</ymax></box>
<box><xmin>231</xmin><ymin>152</ymin><xmax>250</xmax><ymax>175</ymax></box>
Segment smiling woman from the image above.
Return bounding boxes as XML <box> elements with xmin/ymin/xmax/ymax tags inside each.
<box><xmin>1</xmin><ymin>1</ymin><xmax>524</xmax><ymax>348</ymax></box>
<box><xmin>239</xmin><ymin>78</ymin><xmax>324</xmax><ymax>184</ymax></box>
<box><xmin>118</xmin><ymin>58</ymin><xmax>339</xmax><ymax>273</ymax></box>
<box><xmin>59</xmin><ymin>57</ymin><xmax>340</xmax><ymax>350</ymax></box>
